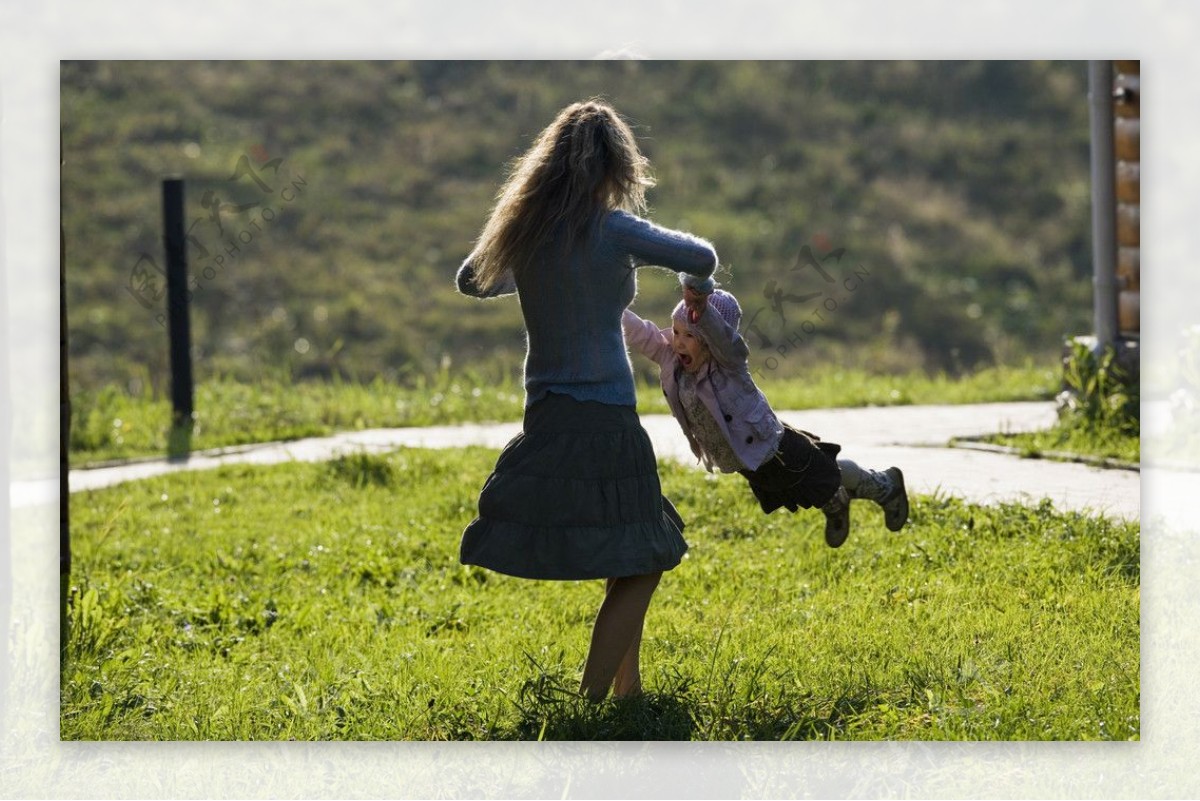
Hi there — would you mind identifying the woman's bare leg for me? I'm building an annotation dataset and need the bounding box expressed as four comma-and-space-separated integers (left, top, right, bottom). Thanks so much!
612, 583, 648, 699
611, 627, 646, 698
579, 572, 661, 701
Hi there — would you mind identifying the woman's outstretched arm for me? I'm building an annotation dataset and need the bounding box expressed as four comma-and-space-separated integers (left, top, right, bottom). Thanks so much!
604, 210, 718, 293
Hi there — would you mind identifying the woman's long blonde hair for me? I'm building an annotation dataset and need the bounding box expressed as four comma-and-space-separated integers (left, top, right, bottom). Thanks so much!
468, 99, 656, 292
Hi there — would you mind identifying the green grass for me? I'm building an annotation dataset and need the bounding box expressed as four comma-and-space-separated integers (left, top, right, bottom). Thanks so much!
61, 447, 1139, 741
750, 361, 1057, 409
66, 366, 526, 467
67, 362, 1058, 467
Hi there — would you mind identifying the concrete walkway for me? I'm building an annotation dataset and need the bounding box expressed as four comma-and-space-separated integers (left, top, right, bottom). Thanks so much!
14, 400, 1143, 523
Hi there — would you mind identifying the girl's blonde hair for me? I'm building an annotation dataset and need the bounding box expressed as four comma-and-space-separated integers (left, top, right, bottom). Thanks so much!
468, 99, 656, 292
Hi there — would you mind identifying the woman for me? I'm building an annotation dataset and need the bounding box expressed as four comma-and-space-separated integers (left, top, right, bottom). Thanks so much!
455, 99, 718, 700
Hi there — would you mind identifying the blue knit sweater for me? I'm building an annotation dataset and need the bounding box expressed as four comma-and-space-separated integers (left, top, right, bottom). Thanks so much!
457, 209, 718, 408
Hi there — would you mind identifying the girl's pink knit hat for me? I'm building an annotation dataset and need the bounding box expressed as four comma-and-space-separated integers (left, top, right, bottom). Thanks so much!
671, 289, 742, 343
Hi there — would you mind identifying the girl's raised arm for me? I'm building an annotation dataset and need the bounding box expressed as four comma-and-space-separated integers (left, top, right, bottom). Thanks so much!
622, 308, 674, 365
693, 301, 750, 368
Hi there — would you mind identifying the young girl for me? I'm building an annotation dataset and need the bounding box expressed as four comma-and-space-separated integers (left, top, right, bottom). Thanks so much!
455, 99, 720, 701
623, 285, 909, 547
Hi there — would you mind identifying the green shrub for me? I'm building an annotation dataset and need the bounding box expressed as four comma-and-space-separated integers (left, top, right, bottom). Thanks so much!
1057, 339, 1138, 436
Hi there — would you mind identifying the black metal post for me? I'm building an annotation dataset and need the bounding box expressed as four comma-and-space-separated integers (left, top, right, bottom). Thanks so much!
1088, 60, 1118, 351
163, 178, 194, 430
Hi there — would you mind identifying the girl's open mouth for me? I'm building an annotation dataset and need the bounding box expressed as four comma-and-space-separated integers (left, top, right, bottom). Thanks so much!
678, 354, 693, 367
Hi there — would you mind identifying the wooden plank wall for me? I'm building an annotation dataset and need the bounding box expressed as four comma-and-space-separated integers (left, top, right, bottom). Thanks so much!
1113, 60, 1139, 337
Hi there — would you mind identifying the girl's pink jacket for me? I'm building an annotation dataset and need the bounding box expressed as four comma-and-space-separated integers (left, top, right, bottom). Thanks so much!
622, 304, 784, 472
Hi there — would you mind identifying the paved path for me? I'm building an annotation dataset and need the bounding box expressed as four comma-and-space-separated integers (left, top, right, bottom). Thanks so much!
14, 400, 1144, 523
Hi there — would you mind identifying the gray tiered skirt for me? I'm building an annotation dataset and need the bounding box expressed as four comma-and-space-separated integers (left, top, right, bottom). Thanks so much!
459, 392, 687, 580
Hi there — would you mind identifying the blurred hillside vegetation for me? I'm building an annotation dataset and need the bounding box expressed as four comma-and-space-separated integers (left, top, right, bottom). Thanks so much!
62, 60, 1093, 395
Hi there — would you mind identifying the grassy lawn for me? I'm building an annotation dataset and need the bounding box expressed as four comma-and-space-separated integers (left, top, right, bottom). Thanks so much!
61, 447, 1139, 741
66, 363, 1059, 467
